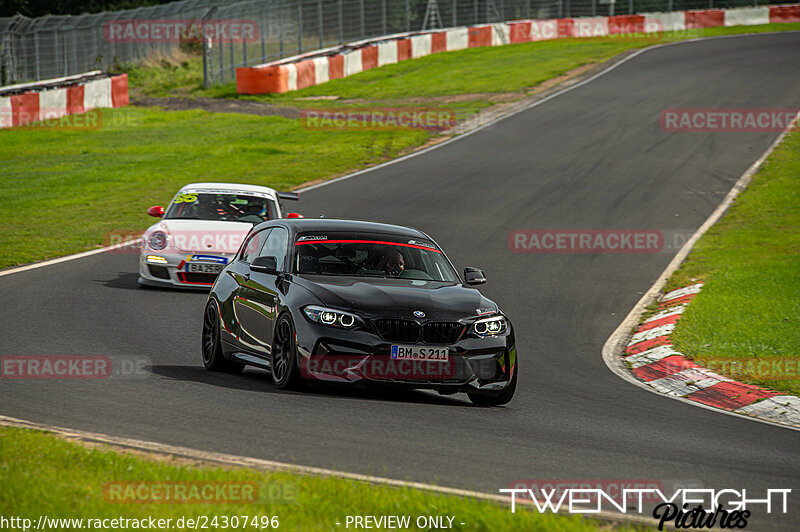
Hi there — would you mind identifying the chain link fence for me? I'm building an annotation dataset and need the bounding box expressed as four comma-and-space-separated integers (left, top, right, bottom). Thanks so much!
1, 0, 793, 87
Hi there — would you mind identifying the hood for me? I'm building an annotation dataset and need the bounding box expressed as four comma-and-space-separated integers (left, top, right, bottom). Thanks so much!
293, 275, 498, 321
156, 219, 253, 254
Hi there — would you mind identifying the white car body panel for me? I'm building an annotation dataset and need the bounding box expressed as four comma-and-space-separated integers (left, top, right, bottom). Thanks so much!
138, 183, 286, 288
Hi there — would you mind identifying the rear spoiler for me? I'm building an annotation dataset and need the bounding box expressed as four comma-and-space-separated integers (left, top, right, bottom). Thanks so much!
277, 191, 299, 201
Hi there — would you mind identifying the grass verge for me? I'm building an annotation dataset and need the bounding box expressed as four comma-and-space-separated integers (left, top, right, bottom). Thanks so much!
0, 426, 640, 531
0, 108, 428, 269
666, 128, 800, 396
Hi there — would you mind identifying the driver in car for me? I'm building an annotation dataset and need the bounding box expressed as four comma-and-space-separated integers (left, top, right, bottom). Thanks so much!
381, 248, 405, 276
241, 199, 267, 221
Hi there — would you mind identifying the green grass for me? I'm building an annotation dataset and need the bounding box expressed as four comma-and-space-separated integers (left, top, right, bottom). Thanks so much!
125, 54, 206, 98
0, 108, 428, 269
127, 23, 800, 106
0, 426, 639, 532
667, 129, 800, 396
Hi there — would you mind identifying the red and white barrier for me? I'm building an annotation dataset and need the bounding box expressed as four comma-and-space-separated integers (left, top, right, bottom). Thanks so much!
0, 73, 129, 129
0, 97, 11, 128
378, 40, 398, 66
446, 27, 469, 50
725, 6, 771, 26
643, 12, 686, 32
770, 4, 800, 22
237, 4, 800, 95
411, 34, 432, 58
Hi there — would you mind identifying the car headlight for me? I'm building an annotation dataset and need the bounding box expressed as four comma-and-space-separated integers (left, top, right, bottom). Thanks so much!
472, 315, 507, 337
148, 231, 168, 251
303, 305, 361, 329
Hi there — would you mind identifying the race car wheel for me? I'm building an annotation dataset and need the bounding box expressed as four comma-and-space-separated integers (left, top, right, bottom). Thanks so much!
202, 299, 244, 374
468, 357, 518, 407
271, 314, 301, 390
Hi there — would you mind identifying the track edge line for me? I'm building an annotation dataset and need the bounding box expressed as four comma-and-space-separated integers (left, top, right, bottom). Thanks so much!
600, 111, 800, 432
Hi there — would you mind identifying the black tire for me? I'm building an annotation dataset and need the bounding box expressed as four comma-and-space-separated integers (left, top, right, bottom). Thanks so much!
271, 314, 302, 390
468, 356, 518, 407
202, 299, 244, 373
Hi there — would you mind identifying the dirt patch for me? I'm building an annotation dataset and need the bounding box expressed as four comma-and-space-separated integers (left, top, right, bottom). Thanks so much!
335, 92, 523, 105
132, 96, 301, 119
523, 63, 596, 95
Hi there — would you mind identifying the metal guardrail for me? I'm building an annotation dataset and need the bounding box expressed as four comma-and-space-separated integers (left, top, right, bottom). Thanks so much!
0, 0, 794, 87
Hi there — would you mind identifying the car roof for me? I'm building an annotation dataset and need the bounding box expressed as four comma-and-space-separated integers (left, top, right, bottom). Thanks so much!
178, 182, 278, 197
268, 218, 429, 239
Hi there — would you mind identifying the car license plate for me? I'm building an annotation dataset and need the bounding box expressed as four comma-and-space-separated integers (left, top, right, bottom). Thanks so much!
188, 263, 223, 274
390, 345, 449, 362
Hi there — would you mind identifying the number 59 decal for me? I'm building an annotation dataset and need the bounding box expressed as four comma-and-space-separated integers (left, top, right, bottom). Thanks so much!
174, 193, 198, 204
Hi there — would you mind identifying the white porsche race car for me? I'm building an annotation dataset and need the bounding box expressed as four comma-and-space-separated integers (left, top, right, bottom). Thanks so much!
138, 182, 300, 289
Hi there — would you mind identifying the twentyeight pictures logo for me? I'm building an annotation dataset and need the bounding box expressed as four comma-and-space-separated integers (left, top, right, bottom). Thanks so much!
500, 487, 792, 530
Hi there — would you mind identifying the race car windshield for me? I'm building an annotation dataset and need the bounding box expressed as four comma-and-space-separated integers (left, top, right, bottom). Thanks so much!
164, 193, 277, 223
294, 237, 459, 282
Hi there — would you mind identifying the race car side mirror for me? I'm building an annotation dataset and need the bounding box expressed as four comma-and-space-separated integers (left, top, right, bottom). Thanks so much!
147, 205, 164, 218
464, 267, 486, 285
251, 256, 278, 275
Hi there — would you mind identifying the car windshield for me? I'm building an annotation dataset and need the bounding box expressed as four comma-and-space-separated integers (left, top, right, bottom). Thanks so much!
164, 192, 277, 223
293, 235, 459, 282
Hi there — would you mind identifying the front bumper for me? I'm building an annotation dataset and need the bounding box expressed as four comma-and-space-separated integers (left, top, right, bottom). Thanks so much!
138, 253, 233, 288
293, 315, 517, 395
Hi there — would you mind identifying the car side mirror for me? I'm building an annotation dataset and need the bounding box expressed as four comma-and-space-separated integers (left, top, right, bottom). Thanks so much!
251, 256, 278, 274
147, 205, 165, 218
464, 267, 486, 285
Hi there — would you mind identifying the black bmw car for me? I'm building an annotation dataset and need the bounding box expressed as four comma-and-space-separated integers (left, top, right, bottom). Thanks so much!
201, 218, 517, 406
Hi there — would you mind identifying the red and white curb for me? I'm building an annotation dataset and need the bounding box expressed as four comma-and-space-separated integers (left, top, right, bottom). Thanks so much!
0, 72, 129, 129
236, 4, 800, 94
624, 283, 800, 426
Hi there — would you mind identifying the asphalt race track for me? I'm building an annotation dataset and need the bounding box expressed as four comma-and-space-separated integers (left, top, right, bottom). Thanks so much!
2, 32, 799, 529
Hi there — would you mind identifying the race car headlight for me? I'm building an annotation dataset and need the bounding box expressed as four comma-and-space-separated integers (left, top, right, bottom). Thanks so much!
303, 305, 360, 329
472, 316, 507, 337
148, 231, 168, 251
